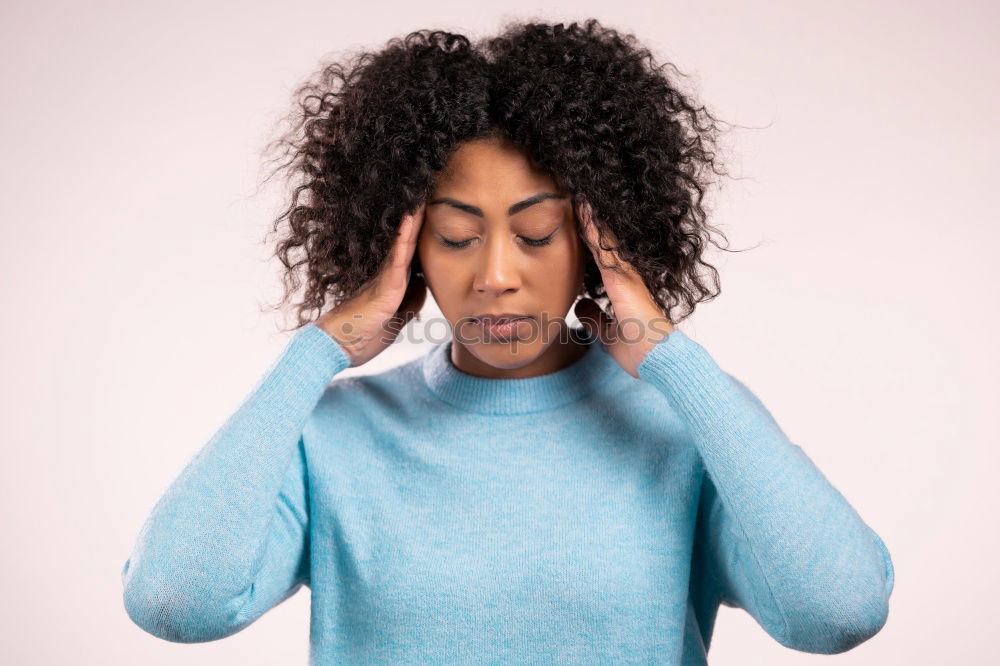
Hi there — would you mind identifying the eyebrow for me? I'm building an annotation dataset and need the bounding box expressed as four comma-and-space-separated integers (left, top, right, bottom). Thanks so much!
427, 192, 566, 217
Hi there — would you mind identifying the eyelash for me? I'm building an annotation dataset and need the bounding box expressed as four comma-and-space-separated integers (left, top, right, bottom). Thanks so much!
440, 233, 555, 249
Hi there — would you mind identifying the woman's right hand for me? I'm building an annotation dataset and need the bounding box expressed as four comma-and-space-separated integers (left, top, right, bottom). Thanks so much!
316, 204, 427, 367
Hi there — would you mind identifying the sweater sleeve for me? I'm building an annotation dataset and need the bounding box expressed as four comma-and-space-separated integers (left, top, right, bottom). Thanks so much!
637, 329, 894, 655
121, 323, 351, 643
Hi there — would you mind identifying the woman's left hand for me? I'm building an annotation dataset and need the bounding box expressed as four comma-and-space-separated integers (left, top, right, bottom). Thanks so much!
573, 201, 675, 378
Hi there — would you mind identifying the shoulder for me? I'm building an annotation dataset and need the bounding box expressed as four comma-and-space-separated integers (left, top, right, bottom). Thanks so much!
299, 355, 430, 460
586, 361, 692, 442
313, 353, 428, 419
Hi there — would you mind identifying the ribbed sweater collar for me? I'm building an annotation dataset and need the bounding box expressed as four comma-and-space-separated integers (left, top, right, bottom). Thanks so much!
421, 327, 621, 415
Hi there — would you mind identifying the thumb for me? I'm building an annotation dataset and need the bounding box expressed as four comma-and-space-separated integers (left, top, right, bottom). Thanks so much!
379, 273, 427, 343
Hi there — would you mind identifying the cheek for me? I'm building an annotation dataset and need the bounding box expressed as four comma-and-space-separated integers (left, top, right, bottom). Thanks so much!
540, 239, 584, 284
417, 246, 464, 308
420, 245, 453, 276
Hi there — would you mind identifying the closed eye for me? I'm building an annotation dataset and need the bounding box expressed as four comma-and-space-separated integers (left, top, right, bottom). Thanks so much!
439, 232, 556, 249
522, 233, 556, 247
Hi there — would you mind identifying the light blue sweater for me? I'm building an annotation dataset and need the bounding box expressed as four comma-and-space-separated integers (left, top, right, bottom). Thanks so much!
121, 323, 893, 664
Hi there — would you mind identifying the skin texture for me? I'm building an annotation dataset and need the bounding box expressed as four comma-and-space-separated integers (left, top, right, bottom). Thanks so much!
417, 136, 590, 379
315, 134, 676, 380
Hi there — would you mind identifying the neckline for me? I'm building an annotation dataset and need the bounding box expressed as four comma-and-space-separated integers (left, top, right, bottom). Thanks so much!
421, 327, 623, 415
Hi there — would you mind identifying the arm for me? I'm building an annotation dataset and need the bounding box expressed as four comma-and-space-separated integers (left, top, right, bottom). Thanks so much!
639, 329, 894, 654
121, 323, 350, 642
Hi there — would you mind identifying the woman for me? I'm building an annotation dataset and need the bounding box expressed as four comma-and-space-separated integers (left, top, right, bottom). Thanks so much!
121, 20, 893, 664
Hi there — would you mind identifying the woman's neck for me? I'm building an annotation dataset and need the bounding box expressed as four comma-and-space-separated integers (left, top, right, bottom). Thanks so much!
449, 321, 590, 379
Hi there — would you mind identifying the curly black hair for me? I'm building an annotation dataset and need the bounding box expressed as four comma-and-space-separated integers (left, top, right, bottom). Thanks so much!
258, 18, 740, 332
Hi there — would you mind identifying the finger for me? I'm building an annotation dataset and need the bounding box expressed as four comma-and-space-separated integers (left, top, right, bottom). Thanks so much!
576, 203, 644, 314
395, 272, 427, 320
377, 273, 427, 344
378, 203, 427, 297
390, 204, 425, 271
576, 201, 636, 278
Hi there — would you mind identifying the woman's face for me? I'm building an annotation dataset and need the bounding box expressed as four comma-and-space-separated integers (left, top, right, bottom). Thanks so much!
417, 137, 587, 377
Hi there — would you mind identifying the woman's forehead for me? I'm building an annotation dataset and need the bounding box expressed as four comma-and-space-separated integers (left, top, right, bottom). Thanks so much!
434, 139, 557, 192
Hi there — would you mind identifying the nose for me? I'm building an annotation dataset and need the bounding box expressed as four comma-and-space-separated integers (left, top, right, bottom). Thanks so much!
473, 234, 521, 296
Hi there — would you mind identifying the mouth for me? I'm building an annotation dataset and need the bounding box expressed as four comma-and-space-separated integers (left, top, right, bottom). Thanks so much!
474, 314, 532, 326
473, 314, 533, 342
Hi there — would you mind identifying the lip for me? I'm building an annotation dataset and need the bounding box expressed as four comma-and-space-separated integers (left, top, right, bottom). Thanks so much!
477, 317, 532, 342
473, 312, 533, 325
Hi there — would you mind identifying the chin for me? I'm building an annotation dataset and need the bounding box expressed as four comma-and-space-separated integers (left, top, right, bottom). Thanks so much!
468, 338, 546, 368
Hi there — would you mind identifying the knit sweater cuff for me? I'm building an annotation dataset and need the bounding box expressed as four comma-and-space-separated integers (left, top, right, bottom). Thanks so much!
636, 328, 754, 438
251, 323, 352, 404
